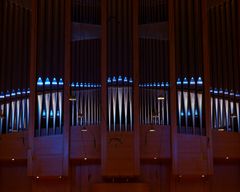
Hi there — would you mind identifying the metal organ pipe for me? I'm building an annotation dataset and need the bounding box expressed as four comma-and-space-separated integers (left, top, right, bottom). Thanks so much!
236, 102, 240, 132
225, 100, 229, 131
45, 93, 51, 135
16, 100, 20, 131
124, 87, 128, 130
37, 94, 43, 136
183, 91, 188, 132
219, 99, 223, 128
52, 92, 57, 133
190, 92, 196, 132
197, 92, 203, 134
177, 91, 182, 130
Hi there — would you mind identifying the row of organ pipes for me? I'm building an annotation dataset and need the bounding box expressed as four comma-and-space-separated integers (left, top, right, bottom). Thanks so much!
107, 76, 133, 132
0, 89, 30, 134
70, 82, 101, 126
210, 89, 240, 132
37, 77, 63, 136
139, 82, 169, 125
177, 77, 204, 135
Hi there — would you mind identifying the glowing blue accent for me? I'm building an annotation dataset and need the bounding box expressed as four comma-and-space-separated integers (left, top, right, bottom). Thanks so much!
112, 76, 117, 83
84, 83, 87, 87
153, 82, 156, 87
177, 78, 181, 85
219, 88, 223, 94
71, 82, 75, 87
230, 90, 235, 96
22, 89, 26, 94
59, 78, 64, 85
17, 89, 21, 95
45, 78, 51, 86
165, 82, 169, 87
190, 77, 195, 85
57, 111, 60, 117
50, 110, 53, 117
210, 89, 213, 93
214, 88, 218, 94
129, 78, 133, 83
183, 77, 188, 85
224, 89, 229, 95
52, 78, 57, 85
187, 111, 191, 116
157, 82, 161, 87
118, 76, 122, 82
124, 77, 128, 83
5, 91, 10, 97
161, 82, 165, 87
27, 88, 30, 94
88, 83, 91, 88
181, 112, 184, 117
0, 92, 5, 99
197, 77, 203, 85
146, 83, 150, 87
76, 82, 79, 87
37, 77, 43, 86
107, 77, 111, 83
149, 83, 153, 87
42, 110, 46, 117
235, 93, 240, 97
80, 83, 83, 87
195, 110, 198, 116
11, 90, 16, 96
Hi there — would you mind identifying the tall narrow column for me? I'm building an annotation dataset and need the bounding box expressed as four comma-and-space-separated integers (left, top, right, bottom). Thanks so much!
63, 0, 71, 176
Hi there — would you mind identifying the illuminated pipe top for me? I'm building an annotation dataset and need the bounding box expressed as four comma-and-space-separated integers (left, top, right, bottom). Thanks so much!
71, 82, 101, 88
197, 77, 203, 85
176, 77, 203, 86
11, 90, 16, 96
52, 78, 58, 85
45, 78, 51, 86
139, 81, 169, 88
107, 76, 133, 85
0, 92, 5, 99
190, 77, 195, 85
183, 77, 188, 85
219, 88, 223, 94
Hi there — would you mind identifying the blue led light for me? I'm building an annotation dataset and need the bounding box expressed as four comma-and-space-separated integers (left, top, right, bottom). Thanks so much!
80, 83, 83, 87
27, 88, 30, 94
219, 88, 223, 94
59, 78, 64, 85
177, 78, 181, 85
124, 77, 128, 83
161, 82, 165, 87
71, 82, 75, 87
17, 89, 21, 95
57, 110, 60, 117
181, 112, 184, 117
187, 111, 191, 116
112, 76, 117, 83
45, 78, 51, 86
76, 82, 79, 87
42, 110, 46, 117
157, 82, 161, 87
37, 77, 43, 86
165, 82, 169, 87
0, 92, 5, 99
230, 90, 235, 96
22, 89, 26, 94
107, 77, 111, 83
118, 76, 122, 82
129, 78, 133, 83
195, 110, 198, 116
52, 78, 57, 85
210, 89, 213, 93
146, 83, 150, 87
84, 83, 87, 87
5, 91, 10, 97
149, 83, 153, 87
197, 77, 203, 85
11, 90, 16, 96
235, 93, 240, 97
183, 77, 188, 85
153, 82, 156, 87
190, 77, 195, 85
50, 110, 53, 117
224, 89, 229, 95
214, 88, 218, 94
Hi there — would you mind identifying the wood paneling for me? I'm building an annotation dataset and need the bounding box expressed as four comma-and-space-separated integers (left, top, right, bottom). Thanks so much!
140, 125, 171, 160
0, 132, 27, 160
212, 130, 240, 160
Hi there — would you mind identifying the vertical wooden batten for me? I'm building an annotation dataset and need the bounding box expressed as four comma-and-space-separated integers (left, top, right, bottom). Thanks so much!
132, 0, 140, 175
63, 0, 71, 176
101, 0, 107, 174
202, 0, 213, 175
28, 0, 37, 176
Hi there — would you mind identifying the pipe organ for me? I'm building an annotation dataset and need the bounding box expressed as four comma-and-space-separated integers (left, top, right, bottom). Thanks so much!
209, 0, 240, 133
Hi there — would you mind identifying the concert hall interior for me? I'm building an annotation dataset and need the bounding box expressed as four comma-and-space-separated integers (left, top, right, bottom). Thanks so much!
0, 0, 240, 191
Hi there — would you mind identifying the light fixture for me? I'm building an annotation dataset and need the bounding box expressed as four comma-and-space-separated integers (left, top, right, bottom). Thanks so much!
178, 175, 182, 178
84, 157, 87, 161
157, 96, 165, 101
11, 158, 15, 161
154, 157, 157, 160
78, 112, 84, 119
149, 128, 156, 132
81, 127, 88, 132
36, 176, 40, 179
225, 156, 229, 160
69, 95, 76, 101
58, 176, 62, 179
201, 174, 205, 178
218, 128, 225, 132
